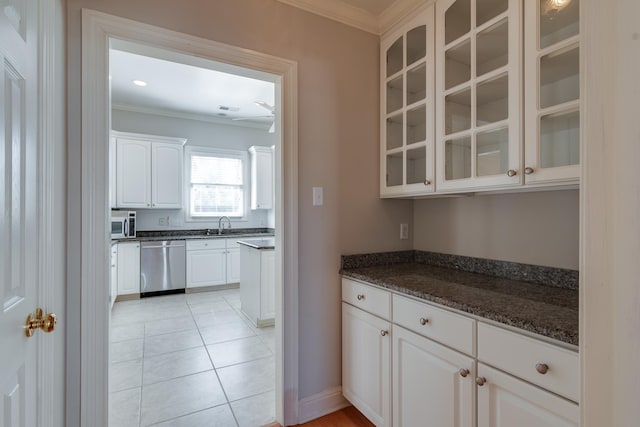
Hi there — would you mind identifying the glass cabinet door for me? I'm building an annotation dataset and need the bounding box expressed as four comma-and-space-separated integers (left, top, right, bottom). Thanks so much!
524, 0, 580, 184
381, 6, 435, 197
436, 0, 521, 191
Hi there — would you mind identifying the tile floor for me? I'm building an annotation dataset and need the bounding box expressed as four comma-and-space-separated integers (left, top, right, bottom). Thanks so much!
109, 288, 276, 427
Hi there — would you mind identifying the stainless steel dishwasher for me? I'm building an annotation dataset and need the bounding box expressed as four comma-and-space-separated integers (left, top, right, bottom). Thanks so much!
140, 240, 186, 297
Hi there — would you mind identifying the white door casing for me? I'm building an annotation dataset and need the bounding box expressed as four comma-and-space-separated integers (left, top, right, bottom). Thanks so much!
81, 9, 299, 426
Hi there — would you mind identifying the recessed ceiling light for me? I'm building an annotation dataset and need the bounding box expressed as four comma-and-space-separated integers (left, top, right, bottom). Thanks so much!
132, 80, 147, 87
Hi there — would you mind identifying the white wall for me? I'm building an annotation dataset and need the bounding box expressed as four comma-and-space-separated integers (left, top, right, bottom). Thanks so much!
111, 108, 275, 230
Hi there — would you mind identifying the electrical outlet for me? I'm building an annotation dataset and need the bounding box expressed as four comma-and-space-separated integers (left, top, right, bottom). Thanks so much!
400, 223, 409, 240
158, 217, 166, 226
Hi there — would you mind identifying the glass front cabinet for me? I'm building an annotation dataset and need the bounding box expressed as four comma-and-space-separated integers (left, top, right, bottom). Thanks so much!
380, 5, 435, 197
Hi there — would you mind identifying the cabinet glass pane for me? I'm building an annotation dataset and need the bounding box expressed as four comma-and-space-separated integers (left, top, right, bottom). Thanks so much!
477, 127, 509, 176
445, 136, 471, 180
386, 152, 403, 186
477, 0, 508, 27
540, 109, 580, 168
387, 37, 403, 77
445, 39, 471, 89
540, 45, 579, 108
476, 19, 508, 77
407, 26, 427, 65
540, 0, 579, 49
386, 114, 403, 150
406, 146, 427, 184
445, 0, 470, 44
387, 75, 403, 113
477, 74, 508, 126
407, 105, 426, 144
407, 63, 426, 105
445, 88, 471, 134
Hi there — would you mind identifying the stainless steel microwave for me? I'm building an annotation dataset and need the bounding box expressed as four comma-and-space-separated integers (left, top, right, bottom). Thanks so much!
111, 210, 136, 239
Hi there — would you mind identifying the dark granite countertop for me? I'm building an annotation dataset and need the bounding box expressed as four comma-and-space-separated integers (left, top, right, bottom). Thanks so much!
237, 238, 275, 250
113, 228, 274, 242
341, 254, 578, 347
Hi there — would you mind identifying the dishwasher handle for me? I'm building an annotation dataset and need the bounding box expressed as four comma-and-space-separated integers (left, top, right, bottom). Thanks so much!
141, 243, 186, 249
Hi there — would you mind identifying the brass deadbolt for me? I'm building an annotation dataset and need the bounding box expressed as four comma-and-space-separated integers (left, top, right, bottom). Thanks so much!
24, 308, 57, 337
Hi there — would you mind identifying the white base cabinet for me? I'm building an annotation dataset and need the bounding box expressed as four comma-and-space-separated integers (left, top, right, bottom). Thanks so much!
116, 242, 140, 296
186, 238, 239, 288
239, 245, 275, 327
110, 244, 118, 308
342, 302, 391, 427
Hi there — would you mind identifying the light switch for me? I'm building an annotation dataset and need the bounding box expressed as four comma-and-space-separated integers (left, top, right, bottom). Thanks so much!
313, 187, 323, 206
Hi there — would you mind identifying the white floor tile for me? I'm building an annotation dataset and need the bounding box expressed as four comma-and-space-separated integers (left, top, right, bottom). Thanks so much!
111, 323, 145, 342
144, 315, 196, 337
230, 390, 276, 427
207, 336, 271, 368
144, 329, 203, 358
193, 310, 246, 329
110, 387, 141, 427
199, 322, 256, 345
217, 356, 275, 402
111, 338, 144, 364
111, 359, 143, 392
148, 404, 237, 427
140, 371, 227, 426
143, 347, 213, 385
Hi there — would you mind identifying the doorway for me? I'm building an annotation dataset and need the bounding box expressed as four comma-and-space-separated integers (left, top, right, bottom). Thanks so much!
80, 10, 299, 426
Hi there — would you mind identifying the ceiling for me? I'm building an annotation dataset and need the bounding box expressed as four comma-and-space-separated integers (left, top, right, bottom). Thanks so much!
109, 48, 276, 130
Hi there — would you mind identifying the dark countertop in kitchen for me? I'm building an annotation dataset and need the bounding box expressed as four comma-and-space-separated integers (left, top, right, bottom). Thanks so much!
113, 228, 274, 243
237, 238, 275, 250
341, 262, 578, 347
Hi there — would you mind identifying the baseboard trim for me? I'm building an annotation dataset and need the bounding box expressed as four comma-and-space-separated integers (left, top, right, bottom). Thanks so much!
297, 387, 350, 424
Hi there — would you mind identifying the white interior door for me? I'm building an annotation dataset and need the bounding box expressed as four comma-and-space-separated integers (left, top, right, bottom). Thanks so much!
0, 1, 40, 426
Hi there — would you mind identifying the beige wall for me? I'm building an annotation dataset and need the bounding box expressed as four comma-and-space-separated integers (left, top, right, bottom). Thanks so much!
414, 190, 579, 270
66, 0, 413, 404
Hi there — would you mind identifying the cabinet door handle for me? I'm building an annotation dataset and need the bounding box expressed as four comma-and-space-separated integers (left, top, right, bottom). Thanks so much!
524, 167, 534, 175
419, 317, 429, 325
507, 169, 517, 177
423, 179, 431, 186
356, 294, 365, 301
380, 330, 389, 337
476, 377, 486, 386
459, 368, 470, 378
535, 363, 549, 374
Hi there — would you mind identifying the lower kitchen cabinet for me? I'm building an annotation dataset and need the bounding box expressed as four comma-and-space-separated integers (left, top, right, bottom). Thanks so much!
477, 363, 579, 427
393, 325, 474, 427
239, 245, 275, 326
110, 244, 118, 308
226, 242, 241, 284
186, 239, 227, 288
342, 302, 391, 427
116, 241, 140, 296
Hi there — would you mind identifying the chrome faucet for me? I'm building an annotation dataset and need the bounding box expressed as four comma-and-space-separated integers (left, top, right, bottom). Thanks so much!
218, 216, 231, 235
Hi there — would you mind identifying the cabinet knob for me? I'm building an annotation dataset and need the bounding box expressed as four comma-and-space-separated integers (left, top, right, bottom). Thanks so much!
535, 363, 549, 374
475, 377, 487, 386
459, 368, 470, 378
423, 179, 431, 186
507, 169, 517, 177
419, 317, 429, 325
524, 167, 534, 175
380, 330, 389, 337
356, 294, 365, 301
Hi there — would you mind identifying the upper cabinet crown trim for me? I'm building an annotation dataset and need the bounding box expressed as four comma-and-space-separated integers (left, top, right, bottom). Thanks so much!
111, 130, 187, 146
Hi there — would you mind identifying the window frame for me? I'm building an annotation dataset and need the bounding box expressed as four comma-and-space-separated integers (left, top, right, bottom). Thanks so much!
184, 146, 249, 222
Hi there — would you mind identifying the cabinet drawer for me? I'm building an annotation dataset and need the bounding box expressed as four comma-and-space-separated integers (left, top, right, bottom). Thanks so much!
477, 323, 579, 402
342, 278, 391, 320
393, 294, 475, 355
186, 239, 226, 251
225, 238, 241, 249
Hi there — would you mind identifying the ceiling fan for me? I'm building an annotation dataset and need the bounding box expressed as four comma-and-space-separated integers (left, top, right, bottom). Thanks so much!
232, 101, 275, 133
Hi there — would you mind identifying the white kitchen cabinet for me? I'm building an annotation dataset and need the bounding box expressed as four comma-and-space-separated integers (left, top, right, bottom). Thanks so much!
226, 239, 241, 284
380, 4, 436, 197
523, 0, 580, 185
116, 241, 140, 296
477, 363, 579, 427
113, 132, 185, 209
435, 0, 522, 192
393, 325, 474, 427
109, 137, 117, 209
110, 244, 118, 308
342, 302, 391, 427
186, 239, 227, 288
249, 146, 274, 210
239, 244, 275, 326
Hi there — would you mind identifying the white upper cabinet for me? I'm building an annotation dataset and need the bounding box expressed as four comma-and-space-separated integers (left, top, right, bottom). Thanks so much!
523, 0, 580, 184
249, 146, 274, 210
113, 132, 186, 209
435, 0, 522, 192
380, 5, 436, 197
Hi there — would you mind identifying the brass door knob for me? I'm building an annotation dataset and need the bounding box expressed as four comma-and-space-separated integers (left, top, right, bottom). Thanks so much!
24, 308, 57, 337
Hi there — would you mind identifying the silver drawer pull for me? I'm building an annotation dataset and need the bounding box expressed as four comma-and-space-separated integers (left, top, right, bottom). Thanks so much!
476, 377, 486, 386
356, 294, 365, 301
419, 317, 429, 325
459, 368, 470, 378
536, 363, 549, 375
380, 330, 388, 337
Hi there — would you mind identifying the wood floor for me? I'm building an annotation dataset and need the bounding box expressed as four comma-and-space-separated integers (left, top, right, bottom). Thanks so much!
296, 406, 374, 427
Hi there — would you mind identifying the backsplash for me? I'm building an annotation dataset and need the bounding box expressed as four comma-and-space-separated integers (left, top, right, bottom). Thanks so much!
136, 228, 274, 238
341, 250, 578, 290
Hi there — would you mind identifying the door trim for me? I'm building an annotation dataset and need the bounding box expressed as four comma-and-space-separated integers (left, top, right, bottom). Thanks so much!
80, 9, 299, 426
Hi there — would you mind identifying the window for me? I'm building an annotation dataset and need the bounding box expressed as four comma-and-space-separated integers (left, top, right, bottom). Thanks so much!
187, 148, 246, 218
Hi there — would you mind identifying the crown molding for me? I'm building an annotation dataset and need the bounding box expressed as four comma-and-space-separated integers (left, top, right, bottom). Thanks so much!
111, 103, 271, 131
276, 0, 379, 34
379, 0, 433, 35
